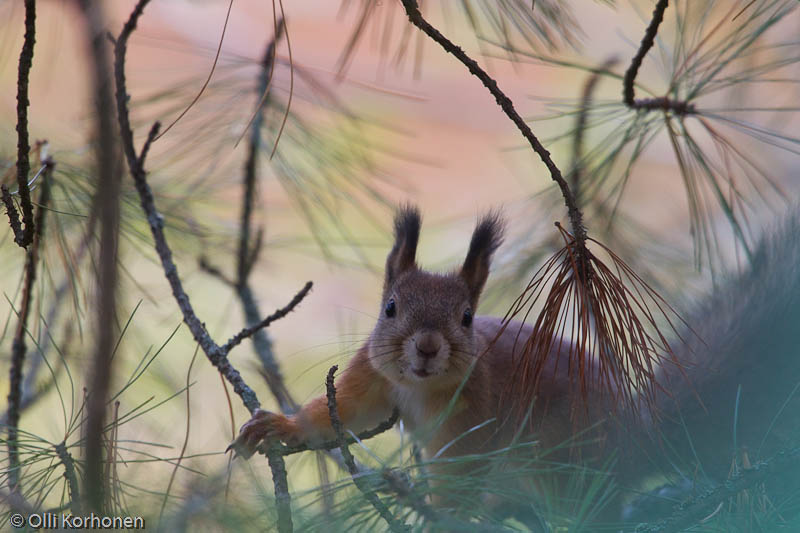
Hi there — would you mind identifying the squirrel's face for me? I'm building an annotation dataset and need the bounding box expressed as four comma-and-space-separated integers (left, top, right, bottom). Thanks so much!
367, 206, 504, 390
370, 270, 478, 388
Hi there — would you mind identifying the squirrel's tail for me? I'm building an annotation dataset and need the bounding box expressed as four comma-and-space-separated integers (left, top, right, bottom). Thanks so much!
654, 209, 800, 484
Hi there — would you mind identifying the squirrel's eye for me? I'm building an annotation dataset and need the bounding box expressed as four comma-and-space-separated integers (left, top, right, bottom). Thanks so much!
462, 308, 473, 328
385, 298, 396, 318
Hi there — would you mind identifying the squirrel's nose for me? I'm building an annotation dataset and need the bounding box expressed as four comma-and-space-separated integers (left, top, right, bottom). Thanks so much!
416, 333, 442, 359
418, 347, 438, 359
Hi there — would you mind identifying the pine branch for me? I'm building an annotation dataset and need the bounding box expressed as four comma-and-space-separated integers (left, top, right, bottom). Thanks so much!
399, 0, 587, 254
279, 408, 400, 456
110, 3, 313, 525
113, 0, 261, 413
55, 441, 82, 516
5, 159, 52, 493
623, 0, 668, 107
326, 366, 408, 533
75, 0, 121, 512
622, 0, 694, 115
222, 282, 313, 354
3, 0, 37, 248
266, 441, 293, 533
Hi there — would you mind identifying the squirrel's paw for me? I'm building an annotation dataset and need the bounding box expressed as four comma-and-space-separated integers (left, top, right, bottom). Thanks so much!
227, 409, 299, 459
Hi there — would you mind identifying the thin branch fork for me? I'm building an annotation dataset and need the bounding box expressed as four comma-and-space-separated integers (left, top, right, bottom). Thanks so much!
112, 1, 309, 526
222, 282, 312, 353
225, 20, 300, 416
5, 159, 52, 493
326, 366, 408, 533
270, 408, 400, 457
622, 0, 695, 116
112, 0, 307, 415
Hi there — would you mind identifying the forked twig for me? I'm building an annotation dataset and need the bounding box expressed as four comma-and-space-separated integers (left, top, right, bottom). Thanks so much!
326, 366, 408, 533
115, 0, 280, 414
222, 282, 313, 353
3, 0, 37, 247
111, 1, 310, 526
5, 159, 52, 493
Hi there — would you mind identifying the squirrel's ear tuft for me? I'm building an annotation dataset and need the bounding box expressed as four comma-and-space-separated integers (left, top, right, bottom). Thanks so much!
385, 205, 421, 286
460, 210, 505, 306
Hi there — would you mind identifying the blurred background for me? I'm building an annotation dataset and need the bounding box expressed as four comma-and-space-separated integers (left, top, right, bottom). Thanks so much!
1, 0, 798, 528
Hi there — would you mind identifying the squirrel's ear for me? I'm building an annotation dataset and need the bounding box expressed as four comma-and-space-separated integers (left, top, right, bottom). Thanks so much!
460, 211, 505, 306
385, 205, 421, 286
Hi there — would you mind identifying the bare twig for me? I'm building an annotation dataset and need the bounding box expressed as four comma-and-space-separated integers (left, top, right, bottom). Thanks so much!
240, 284, 299, 413
113, 0, 261, 413
137, 121, 160, 167
238, 18, 284, 285
111, 2, 313, 525
623, 0, 668, 107
5, 159, 52, 493
222, 282, 312, 354
3, 0, 37, 247
279, 408, 400, 457
630, 96, 695, 115
75, 0, 122, 512
621, 0, 693, 116
326, 365, 408, 533
266, 441, 293, 533
399, 0, 587, 256
226, 21, 302, 415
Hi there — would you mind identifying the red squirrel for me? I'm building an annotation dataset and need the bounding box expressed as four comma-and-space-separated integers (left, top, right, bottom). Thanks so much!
231, 205, 800, 521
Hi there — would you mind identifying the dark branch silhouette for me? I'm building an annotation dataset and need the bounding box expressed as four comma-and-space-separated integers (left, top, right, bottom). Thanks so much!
2, 0, 37, 247
399, 0, 586, 253
623, 0, 668, 107
621, 0, 694, 115
5, 159, 52, 493
110, 1, 314, 523
76, 0, 122, 512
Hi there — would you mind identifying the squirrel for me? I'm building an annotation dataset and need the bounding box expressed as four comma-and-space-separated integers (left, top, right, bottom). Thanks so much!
231, 205, 800, 524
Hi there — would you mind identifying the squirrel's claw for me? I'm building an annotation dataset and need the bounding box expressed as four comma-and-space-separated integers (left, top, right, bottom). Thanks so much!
228, 408, 300, 459
228, 408, 279, 460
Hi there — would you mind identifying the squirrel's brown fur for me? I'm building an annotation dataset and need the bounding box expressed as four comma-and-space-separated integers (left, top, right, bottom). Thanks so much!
232, 205, 800, 521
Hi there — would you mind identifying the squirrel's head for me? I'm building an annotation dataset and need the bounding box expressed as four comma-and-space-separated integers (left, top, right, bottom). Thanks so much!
368, 205, 505, 389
